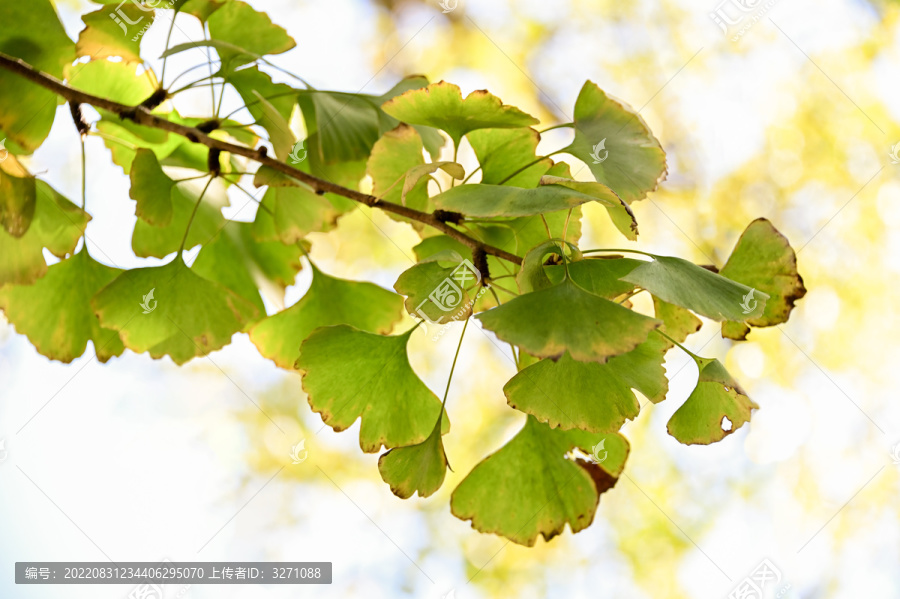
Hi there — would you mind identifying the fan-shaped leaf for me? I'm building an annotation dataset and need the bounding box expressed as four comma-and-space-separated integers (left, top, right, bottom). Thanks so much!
563, 81, 666, 204
0, 250, 124, 363
467, 127, 553, 187
378, 417, 448, 499
394, 251, 481, 324
77, 4, 149, 63
207, 0, 295, 70
92, 256, 260, 364
0, 158, 36, 237
296, 325, 448, 453
667, 358, 758, 445
381, 81, 538, 147
451, 416, 628, 546
719, 218, 807, 340
432, 182, 615, 218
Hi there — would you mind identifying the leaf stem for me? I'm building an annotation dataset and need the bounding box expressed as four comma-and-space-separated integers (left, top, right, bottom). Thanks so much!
179, 175, 214, 254
581, 248, 655, 258
537, 123, 573, 134
159, 12, 179, 86
495, 149, 564, 185
654, 329, 703, 364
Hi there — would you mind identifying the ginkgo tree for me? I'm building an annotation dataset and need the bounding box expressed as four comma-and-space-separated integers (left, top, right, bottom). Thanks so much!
0, 0, 806, 547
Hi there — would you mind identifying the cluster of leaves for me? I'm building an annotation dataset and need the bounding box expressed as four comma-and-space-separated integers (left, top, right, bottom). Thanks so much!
0, 0, 806, 546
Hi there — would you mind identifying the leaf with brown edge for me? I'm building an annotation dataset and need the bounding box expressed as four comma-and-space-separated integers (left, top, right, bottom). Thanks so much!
719, 218, 807, 340
667, 358, 758, 445
0, 249, 124, 363
450, 416, 628, 546
296, 325, 448, 453
378, 416, 448, 499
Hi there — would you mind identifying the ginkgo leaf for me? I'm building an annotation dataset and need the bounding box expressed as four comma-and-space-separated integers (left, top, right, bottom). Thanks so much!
129, 149, 176, 226
432, 183, 608, 218
563, 81, 667, 204
719, 218, 807, 340
451, 416, 628, 546
0, 158, 36, 237
0, 0, 75, 153
366, 124, 434, 225
381, 81, 539, 147
92, 256, 260, 365
515, 240, 580, 294
225, 66, 296, 146
394, 251, 481, 324
178, 0, 228, 22
378, 417, 448, 499
77, 4, 149, 63
667, 357, 758, 445
0, 249, 125, 363
622, 255, 769, 321
0, 181, 90, 286
504, 352, 640, 432
66, 58, 158, 106
467, 127, 553, 187
296, 325, 448, 453
250, 263, 403, 369
252, 91, 296, 161
476, 277, 660, 362
207, 0, 296, 71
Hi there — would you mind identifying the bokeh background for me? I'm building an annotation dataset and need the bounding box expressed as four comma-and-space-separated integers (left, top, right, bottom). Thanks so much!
2, 0, 900, 597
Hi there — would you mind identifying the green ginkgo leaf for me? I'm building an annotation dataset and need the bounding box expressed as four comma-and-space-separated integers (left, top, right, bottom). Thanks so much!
0, 0, 74, 153
296, 325, 448, 453
719, 218, 807, 340
402, 161, 464, 205
622, 255, 769, 322
515, 240, 581, 294
451, 416, 628, 546
476, 277, 660, 362
0, 181, 90, 286
394, 251, 481, 324
381, 81, 539, 147
207, 0, 295, 71
378, 416, 448, 499
563, 81, 667, 204
504, 352, 640, 432
467, 127, 553, 187
0, 159, 36, 237
250, 263, 403, 370
252, 184, 340, 245
432, 182, 612, 218
192, 226, 266, 316
129, 149, 176, 227
667, 357, 758, 445
92, 256, 260, 365
0, 249, 124, 363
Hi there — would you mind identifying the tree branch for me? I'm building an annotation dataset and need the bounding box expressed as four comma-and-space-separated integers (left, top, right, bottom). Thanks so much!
0, 52, 524, 266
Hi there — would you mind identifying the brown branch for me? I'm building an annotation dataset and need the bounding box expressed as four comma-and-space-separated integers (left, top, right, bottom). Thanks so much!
0, 52, 524, 265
